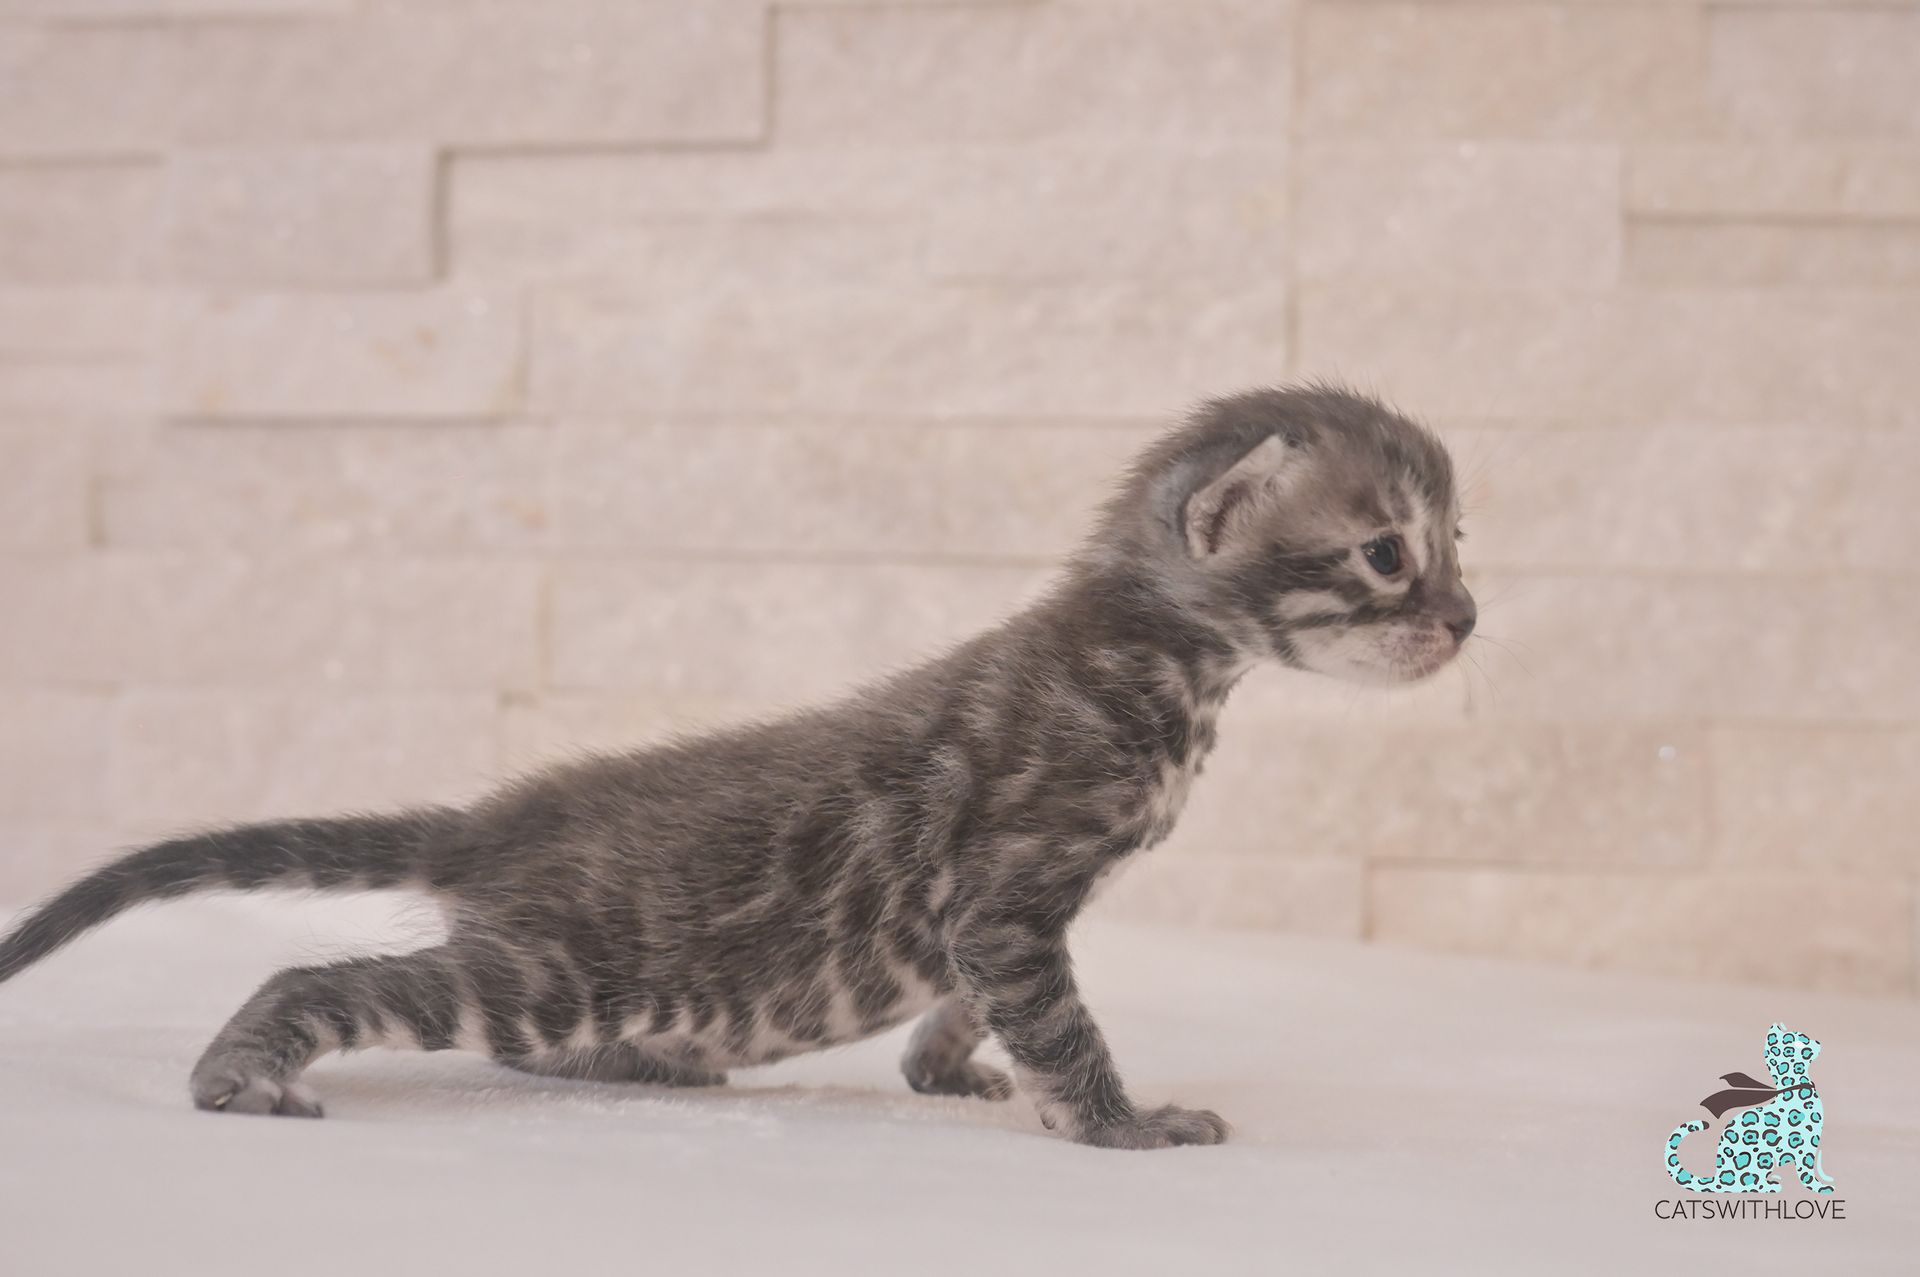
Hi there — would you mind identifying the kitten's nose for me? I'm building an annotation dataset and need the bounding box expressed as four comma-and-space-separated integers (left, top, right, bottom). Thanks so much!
1442, 592, 1477, 643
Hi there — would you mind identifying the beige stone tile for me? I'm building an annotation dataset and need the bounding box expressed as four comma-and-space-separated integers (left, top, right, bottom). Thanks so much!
452, 143, 1291, 285
919, 143, 1291, 281
456, 210, 928, 291
531, 279, 1287, 419
546, 562, 1051, 701
1304, 0, 1920, 4
97, 420, 1152, 560
0, 690, 110, 820
1461, 574, 1920, 724
1711, 728, 1920, 877
0, 288, 155, 358
97, 422, 552, 553
1627, 145, 1920, 219
453, 142, 1227, 229
1370, 866, 1913, 993
498, 693, 767, 775
0, 1, 764, 156
449, 161, 785, 290
158, 289, 521, 419
107, 689, 498, 831
1300, 5, 1712, 140
540, 421, 1150, 559
161, 145, 436, 289
0, 821, 127, 904
0, 290, 155, 414
0, 0, 345, 15
775, 1, 1290, 145
0, 553, 541, 690
1626, 220, 1920, 288
767, 0, 1033, 5
0, 426, 89, 552
1710, 11, 1920, 140
1295, 143, 1621, 284
0, 26, 160, 157
0, 362, 150, 416
448, 149, 901, 233
0, 163, 157, 285
1448, 429, 1920, 573
1295, 286, 1920, 424
1169, 723, 1708, 867
1092, 850, 1363, 939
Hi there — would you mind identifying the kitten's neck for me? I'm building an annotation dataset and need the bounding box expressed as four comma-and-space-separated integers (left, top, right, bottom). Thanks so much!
1044, 559, 1253, 717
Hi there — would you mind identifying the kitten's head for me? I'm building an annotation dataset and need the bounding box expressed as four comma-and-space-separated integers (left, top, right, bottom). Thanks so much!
1117, 384, 1473, 685
1764, 1024, 1821, 1084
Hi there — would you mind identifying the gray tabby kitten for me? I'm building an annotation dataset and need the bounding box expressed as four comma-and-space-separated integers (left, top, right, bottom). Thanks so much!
0, 384, 1473, 1150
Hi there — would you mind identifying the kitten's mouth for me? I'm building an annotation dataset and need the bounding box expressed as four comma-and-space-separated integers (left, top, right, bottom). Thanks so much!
1392, 634, 1465, 683
1397, 651, 1458, 682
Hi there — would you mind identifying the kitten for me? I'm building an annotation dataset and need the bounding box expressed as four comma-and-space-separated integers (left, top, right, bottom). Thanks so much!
0, 383, 1473, 1150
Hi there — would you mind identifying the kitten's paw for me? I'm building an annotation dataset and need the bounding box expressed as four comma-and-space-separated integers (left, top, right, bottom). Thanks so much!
906, 1060, 1015, 1101
192, 1068, 324, 1118
1077, 1104, 1230, 1150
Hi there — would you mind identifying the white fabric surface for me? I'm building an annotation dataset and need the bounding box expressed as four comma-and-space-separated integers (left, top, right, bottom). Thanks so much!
0, 894, 1913, 1274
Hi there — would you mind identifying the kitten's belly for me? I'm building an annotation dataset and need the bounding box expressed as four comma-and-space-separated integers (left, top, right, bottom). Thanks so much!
631, 950, 945, 1069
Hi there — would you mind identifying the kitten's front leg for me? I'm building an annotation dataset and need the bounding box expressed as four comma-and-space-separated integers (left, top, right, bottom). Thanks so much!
949, 913, 1228, 1150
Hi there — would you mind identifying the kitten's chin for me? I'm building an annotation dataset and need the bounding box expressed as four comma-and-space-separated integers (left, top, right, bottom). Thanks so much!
1330, 657, 1452, 687
1379, 639, 1466, 685
1389, 651, 1461, 684
1286, 626, 1460, 686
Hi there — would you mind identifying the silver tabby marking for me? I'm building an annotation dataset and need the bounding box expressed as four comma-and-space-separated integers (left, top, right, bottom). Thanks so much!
0, 384, 1473, 1149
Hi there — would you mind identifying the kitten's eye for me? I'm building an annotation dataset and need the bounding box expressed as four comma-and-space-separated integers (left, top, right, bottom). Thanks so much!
1361, 535, 1403, 576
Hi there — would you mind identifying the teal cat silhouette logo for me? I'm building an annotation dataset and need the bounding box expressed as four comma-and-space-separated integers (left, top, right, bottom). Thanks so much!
1664, 1023, 1835, 1194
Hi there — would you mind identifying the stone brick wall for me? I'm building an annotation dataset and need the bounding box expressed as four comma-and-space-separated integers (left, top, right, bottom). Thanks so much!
2, 0, 1914, 994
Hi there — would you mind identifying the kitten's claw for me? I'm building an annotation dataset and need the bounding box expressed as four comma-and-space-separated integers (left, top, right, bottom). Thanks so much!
193, 1070, 324, 1118
905, 1060, 1014, 1101
1077, 1104, 1230, 1150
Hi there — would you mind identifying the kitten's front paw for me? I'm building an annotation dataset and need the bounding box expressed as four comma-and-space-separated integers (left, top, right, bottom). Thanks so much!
192, 1073, 324, 1118
1077, 1104, 1230, 1150
905, 1060, 1015, 1101
191, 1059, 324, 1118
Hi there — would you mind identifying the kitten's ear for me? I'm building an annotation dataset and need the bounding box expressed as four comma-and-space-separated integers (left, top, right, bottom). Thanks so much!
1183, 435, 1298, 558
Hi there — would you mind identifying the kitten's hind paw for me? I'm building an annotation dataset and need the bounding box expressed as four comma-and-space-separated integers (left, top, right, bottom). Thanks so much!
906, 1060, 1015, 1101
192, 1068, 324, 1118
1077, 1104, 1230, 1150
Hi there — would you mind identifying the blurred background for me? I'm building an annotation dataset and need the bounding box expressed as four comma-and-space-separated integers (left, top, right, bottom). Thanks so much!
0, 0, 1913, 996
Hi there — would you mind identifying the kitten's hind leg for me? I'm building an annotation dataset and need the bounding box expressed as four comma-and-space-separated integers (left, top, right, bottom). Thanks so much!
190, 945, 472, 1117
500, 1043, 725, 1088
902, 996, 1013, 1100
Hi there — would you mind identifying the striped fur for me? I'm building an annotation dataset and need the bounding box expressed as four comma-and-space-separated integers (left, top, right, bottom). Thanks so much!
0, 383, 1472, 1148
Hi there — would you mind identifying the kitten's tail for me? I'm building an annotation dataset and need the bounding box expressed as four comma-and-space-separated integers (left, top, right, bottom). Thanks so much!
0, 808, 459, 985
1664, 1118, 1719, 1192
